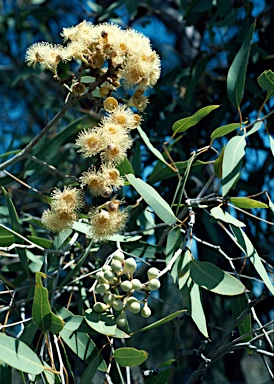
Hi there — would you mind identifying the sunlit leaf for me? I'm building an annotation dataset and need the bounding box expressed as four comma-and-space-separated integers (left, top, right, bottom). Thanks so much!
126, 174, 177, 225
181, 277, 209, 338
172, 105, 220, 134
257, 70, 274, 91
178, 249, 192, 289
166, 227, 182, 283
222, 136, 246, 197
211, 123, 241, 140
230, 197, 268, 209
0, 333, 45, 375
211, 206, 245, 227
113, 347, 148, 367
269, 135, 274, 157
85, 309, 130, 338
230, 226, 274, 295
190, 260, 246, 295
227, 23, 255, 107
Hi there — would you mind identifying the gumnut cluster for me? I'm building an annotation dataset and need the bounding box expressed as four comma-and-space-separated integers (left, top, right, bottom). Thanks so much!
26, 21, 161, 241
93, 251, 161, 327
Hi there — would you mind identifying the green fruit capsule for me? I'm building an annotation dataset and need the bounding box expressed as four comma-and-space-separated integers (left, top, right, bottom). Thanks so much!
95, 283, 110, 294
95, 271, 108, 283
131, 279, 143, 290
93, 302, 108, 313
116, 312, 127, 328
120, 280, 133, 292
112, 299, 124, 311
147, 267, 159, 280
141, 306, 151, 318
113, 250, 125, 262
123, 258, 137, 273
128, 301, 141, 314
147, 278, 161, 291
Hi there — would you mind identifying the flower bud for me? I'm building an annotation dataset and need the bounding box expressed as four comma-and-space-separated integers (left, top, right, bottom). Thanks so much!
113, 250, 124, 262
147, 267, 159, 280
101, 187, 113, 198
103, 269, 116, 283
103, 292, 114, 304
141, 305, 151, 318
131, 279, 143, 290
72, 82, 86, 96
123, 258, 137, 274
95, 283, 110, 294
93, 302, 109, 313
116, 311, 127, 328
126, 296, 138, 306
128, 301, 141, 314
147, 278, 161, 291
112, 299, 124, 311
110, 259, 123, 275
120, 280, 133, 292
95, 271, 108, 283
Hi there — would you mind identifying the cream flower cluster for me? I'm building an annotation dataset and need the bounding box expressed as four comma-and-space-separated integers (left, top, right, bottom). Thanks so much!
27, 21, 161, 241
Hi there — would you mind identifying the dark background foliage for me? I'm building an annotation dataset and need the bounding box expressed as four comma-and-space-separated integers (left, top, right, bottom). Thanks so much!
0, 1, 273, 383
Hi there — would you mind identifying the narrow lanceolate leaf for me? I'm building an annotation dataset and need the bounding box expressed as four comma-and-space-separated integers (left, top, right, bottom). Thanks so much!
214, 145, 225, 178
172, 105, 220, 134
230, 294, 252, 355
137, 126, 167, 164
2, 187, 28, 273
230, 226, 274, 295
257, 70, 274, 91
178, 249, 192, 289
227, 22, 256, 107
135, 310, 187, 334
269, 135, 274, 157
32, 272, 65, 334
211, 123, 241, 140
0, 333, 45, 375
117, 157, 134, 176
181, 277, 208, 338
222, 136, 246, 197
211, 206, 245, 227
79, 355, 101, 384
190, 260, 246, 295
126, 174, 177, 225
113, 347, 148, 367
230, 197, 268, 209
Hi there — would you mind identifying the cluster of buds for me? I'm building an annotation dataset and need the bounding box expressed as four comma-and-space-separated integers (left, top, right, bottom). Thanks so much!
26, 21, 161, 240
93, 251, 161, 326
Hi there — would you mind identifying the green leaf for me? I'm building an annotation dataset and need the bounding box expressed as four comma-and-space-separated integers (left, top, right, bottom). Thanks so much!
269, 135, 274, 157
211, 123, 241, 140
211, 206, 245, 227
257, 70, 274, 91
2, 187, 29, 273
230, 294, 252, 355
32, 272, 65, 334
126, 174, 177, 225
190, 260, 246, 295
213, 145, 225, 179
0, 333, 45, 375
113, 347, 148, 367
181, 278, 208, 338
85, 309, 130, 338
80, 76, 95, 83
117, 157, 134, 175
79, 355, 101, 383
178, 249, 192, 289
137, 126, 167, 164
172, 105, 220, 134
222, 136, 246, 197
123, 241, 164, 259
135, 310, 186, 334
244, 121, 262, 137
230, 226, 274, 295
266, 90, 274, 101
59, 317, 107, 371
148, 160, 205, 185
230, 197, 268, 209
27, 236, 53, 248
227, 22, 256, 107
